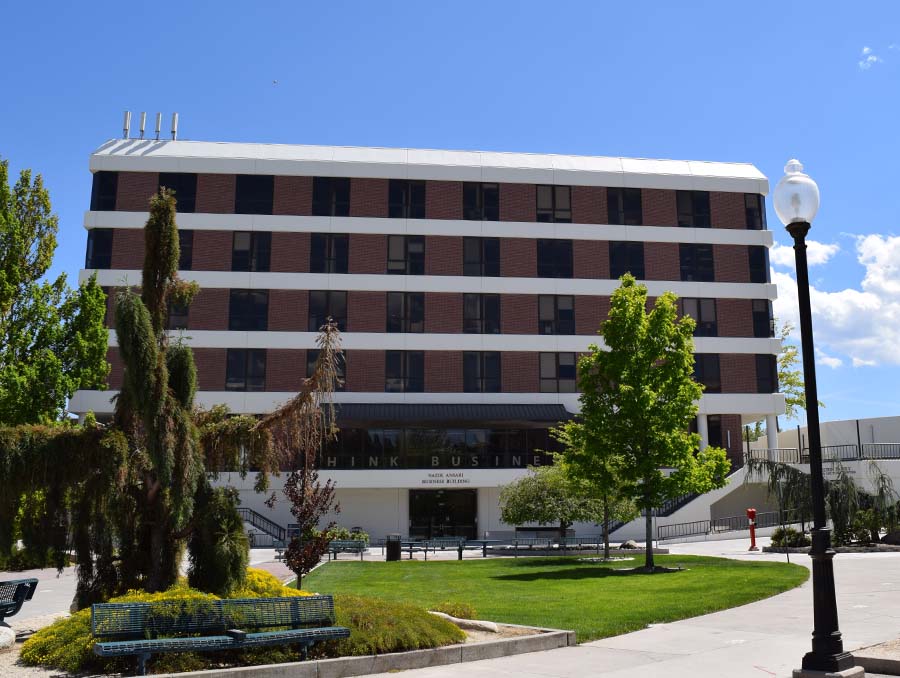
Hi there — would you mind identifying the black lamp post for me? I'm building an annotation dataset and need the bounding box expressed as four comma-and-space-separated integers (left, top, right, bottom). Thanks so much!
773, 160, 860, 677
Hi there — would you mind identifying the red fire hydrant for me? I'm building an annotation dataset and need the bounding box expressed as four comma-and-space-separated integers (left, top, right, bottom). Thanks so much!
747, 507, 759, 551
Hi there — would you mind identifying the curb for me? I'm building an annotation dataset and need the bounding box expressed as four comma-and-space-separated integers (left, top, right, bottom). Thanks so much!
153, 626, 574, 678
763, 545, 900, 554
854, 654, 900, 676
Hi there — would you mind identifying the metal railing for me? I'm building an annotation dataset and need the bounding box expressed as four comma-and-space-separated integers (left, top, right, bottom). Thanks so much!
236, 508, 286, 542
657, 508, 804, 541
745, 443, 900, 466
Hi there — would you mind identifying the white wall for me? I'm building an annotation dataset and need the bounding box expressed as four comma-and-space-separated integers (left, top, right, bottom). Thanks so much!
752, 415, 900, 450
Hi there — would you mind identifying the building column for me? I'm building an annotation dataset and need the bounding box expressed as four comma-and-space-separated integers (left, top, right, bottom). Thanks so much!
766, 414, 779, 450
697, 414, 709, 451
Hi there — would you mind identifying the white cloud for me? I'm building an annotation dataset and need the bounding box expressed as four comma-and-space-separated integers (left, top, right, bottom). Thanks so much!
772, 235, 900, 367
859, 46, 884, 70
816, 348, 843, 369
769, 240, 840, 270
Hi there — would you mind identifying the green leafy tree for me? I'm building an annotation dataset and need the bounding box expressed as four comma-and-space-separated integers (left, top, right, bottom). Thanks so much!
0, 158, 108, 424
563, 275, 730, 571
776, 320, 824, 422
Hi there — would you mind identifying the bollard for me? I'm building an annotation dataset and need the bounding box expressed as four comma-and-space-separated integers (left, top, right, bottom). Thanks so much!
458, 544, 463, 560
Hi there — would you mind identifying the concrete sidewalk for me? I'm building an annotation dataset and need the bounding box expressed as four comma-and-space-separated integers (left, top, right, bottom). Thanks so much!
364, 540, 900, 678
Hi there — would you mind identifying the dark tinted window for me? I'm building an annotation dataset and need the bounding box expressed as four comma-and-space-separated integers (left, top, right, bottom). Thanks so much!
463, 294, 500, 334
385, 351, 424, 392
679, 243, 715, 282
85, 229, 113, 269
226, 349, 266, 391
312, 177, 351, 217
464, 352, 501, 393
306, 349, 345, 390
159, 173, 197, 213
745, 194, 766, 230
231, 232, 271, 272
749, 246, 769, 283
178, 230, 193, 270
90, 172, 118, 211
752, 299, 774, 338
708, 415, 724, 448
681, 298, 717, 336
235, 175, 274, 215
540, 352, 577, 393
538, 296, 575, 335
609, 241, 645, 279
308, 290, 347, 331
607, 188, 642, 225
537, 239, 573, 278
387, 292, 424, 333
536, 185, 572, 223
677, 190, 711, 228
167, 301, 189, 330
310, 233, 349, 273
387, 235, 425, 275
693, 354, 721, 393
388, 180, 426, 219
463, 237, 500, 276
756, 354, 778, 394
463, 183, 499, 221
228, 289, 269, 331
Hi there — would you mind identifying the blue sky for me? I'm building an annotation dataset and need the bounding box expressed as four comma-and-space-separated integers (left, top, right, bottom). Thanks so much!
2, 1, 898, 425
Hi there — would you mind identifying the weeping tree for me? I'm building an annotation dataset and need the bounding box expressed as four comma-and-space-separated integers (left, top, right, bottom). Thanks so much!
745, 457, 813, 531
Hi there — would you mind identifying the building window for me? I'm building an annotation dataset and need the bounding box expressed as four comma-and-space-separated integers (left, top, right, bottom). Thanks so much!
167, 302, 189, 330
537, 239, 573, 278
708, 415, 724, 448
235, 175, 274, 215
681, 298, 717, 337
540, 353, 577, 393
463, 237, 500, 277
226, 349, 266, 391
387, 235, 425, 275
387, 292, 424, 333
607, 187, 642, 225
693, 354, 721, 393
85, 229, 113, 269
679, 243, 715, 282
463, 294, 500, 334
756, 354, 778, 394
388, 180, 425, 219
749, 246, 769, 283
178, 230, 193, 270
306, 349, 345, 390
231, 232, 271, 272
229, 290, 269, 331
464, 352, 501, 393
385, 351, 424, 392
159, 173, 197, 214
745, 194, 766, 230
609, 241, 645, 279
463, 183, 499, 221
752, 299, 774, 338
308, 290, 347, 331
538, 295, 575, 335
90, 171, 118, 211
677, 190, 711, 228
310, 233, 348, 273
536, 185, 572, 223
312, 177, 351, 217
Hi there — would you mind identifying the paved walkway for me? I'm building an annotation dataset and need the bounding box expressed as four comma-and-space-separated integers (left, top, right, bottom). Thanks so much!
363, 539, 900, 678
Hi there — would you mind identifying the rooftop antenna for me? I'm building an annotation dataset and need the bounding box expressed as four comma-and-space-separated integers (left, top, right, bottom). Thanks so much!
139, 112, 147, 140
171, 112, 179, 140
154, 112, 162, 140
123, 110, 131, 139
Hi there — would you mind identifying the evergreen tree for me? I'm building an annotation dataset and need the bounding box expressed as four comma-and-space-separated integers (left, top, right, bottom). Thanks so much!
0, 158, 108, 424
563, 275, 730, 571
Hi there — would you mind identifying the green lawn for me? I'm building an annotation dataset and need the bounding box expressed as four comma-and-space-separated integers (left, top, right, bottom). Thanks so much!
301, 555, 808, 642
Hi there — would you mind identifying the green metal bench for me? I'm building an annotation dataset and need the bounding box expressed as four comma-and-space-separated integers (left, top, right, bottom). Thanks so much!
91, 595, 349, 675
327, 539, 367, 560
0, 578, 38, 622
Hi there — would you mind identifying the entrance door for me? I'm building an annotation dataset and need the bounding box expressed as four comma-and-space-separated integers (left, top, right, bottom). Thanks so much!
409, 490, 477, 540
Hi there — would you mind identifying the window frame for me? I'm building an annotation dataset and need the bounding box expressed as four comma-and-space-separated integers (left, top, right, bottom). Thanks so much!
178, 229, 194, 271
745, 193, 766, 230
463, 237, 500, 277
609, 241, 645, 280
693, 353, 721, 393
308, 290, 347, 332
312, 177, 351, 217
228, 289, 269, 331
748, 246, 769, 283
538, 295, 575, 335
159, 172, 197, 214
385, 350, 424, 393
234, 174, 274, 215
310, 233, 349, 273
463, 351, 501, 393
388, 179, 426, 219
231, 231, 272, 272
677, 190, 712, 228
607, 187, 643, 225
680, 298, 718, 337
166, 301, 190, 330
752, 299, 774, 338
539, 352, 577, 393
90, 171, 118, 211
536, 185, 572, 223
462, 182, 499, 221
386, 235, 425, 275
386, 292, 425, 333
225, 348, 267, 392
85, 228, 113, 269
463, 293, 501, 334
679, 243, 715, 282
756, 354, 778, 394
536, 239, 574, 278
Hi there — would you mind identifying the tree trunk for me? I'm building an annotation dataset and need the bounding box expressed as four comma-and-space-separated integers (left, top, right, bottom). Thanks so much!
644, 510, 654, 572
603, 500, 611, 560
559, 521, 567, 543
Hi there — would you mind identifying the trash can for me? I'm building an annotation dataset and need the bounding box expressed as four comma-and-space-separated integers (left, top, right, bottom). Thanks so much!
386, 533, 402, 562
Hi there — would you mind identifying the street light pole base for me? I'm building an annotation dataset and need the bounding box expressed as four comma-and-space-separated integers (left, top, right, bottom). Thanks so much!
793, 666, 864, 678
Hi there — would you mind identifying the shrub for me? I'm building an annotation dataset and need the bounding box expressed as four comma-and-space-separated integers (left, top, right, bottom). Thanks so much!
431, 601, 477, 619
187, 484, 249, 596
851, 508, 881, 545
771, 526, 811, 548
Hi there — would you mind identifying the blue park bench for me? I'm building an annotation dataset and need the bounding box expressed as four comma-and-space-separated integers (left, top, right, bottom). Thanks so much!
91, 595, 349, 675
0, 578, 38, 623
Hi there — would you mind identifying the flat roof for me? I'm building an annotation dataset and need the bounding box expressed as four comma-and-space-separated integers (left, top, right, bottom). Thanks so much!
89, 139, 769, 194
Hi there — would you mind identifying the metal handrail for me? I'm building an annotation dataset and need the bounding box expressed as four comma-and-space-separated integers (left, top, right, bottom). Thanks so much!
236, 508, 286, 542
